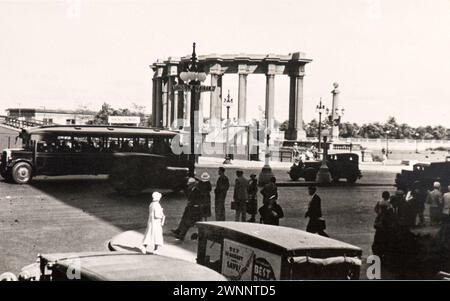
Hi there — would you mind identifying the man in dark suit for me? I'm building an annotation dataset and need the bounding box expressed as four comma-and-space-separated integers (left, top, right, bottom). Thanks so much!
214, 167, 230, 221
233, 170, 249, 222
305, 186, 329, 237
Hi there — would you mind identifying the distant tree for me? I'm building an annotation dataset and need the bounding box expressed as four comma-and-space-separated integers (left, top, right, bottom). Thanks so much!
339, 122, 360, 138
89, 103, 115, 125
88, 102, 150, 126
305, 119, 319, 137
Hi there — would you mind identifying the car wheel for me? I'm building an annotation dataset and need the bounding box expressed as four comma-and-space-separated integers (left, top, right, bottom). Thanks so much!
303, 168, 317, 182
11, 162, 33, 184
347, 175, 358, 184
289, 169, 301, 181
0, 272, 18, 281
289, 173, 301, 181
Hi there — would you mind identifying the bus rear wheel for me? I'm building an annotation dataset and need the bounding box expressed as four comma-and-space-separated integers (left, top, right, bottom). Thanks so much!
11, 162, 33, 184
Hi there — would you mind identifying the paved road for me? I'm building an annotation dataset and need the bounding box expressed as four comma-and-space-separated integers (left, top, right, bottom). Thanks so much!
0, 168, 397, 277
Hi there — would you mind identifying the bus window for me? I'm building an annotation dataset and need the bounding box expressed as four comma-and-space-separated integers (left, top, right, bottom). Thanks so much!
56, 136, 72, 152
36, 141, 47, 153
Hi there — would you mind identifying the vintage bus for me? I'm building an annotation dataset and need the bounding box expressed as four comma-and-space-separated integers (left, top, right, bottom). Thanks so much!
0, 125, 191, 194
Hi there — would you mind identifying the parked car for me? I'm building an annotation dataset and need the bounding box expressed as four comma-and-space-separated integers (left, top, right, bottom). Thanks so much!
395, 159, 450, 192
288, 152, 362, 183
3, 251, 227, 281
196, 222, 363, 280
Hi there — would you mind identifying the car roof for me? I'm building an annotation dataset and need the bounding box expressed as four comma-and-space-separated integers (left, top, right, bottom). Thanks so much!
23, 125, 178, 137
40, 251, 227, 281
197, 222, 362, 255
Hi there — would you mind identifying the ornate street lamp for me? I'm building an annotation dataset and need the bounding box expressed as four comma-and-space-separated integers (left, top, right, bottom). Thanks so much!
179, 42, 207, 176
316, 128, 331, 184
316, 98, 326, 153
327, 107, 345, 127
223, 90, 233, 164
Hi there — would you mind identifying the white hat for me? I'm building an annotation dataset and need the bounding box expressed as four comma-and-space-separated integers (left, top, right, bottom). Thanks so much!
433, 182, 441, 188
200, 172, 210, 181
187, 177, 196, 184
152, 192, 162, 201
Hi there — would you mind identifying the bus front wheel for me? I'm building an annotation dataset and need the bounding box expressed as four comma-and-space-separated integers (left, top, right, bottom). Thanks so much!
11, 162, 33, 184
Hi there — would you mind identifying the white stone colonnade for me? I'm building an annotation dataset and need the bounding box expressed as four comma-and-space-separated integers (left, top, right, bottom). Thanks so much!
150, 52, 312, 140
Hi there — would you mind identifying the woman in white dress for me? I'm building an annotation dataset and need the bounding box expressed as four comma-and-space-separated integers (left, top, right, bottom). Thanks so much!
141, 192, 165, 254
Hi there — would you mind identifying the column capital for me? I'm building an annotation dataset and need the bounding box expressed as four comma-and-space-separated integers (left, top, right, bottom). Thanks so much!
151, 59, 166, 78
238, 64, 249, 75
166, 65, 178, 77
266, 63, 277, 76
152, 66, 165, 78
289, 63, 306, 77
208, 63, 223, 75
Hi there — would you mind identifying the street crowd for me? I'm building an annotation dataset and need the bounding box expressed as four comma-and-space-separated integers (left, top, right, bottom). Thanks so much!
372, 181, 450, 264
168, 167, 328, 241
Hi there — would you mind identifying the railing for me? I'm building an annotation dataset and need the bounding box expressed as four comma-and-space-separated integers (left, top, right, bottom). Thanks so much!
0, 115, 44, 129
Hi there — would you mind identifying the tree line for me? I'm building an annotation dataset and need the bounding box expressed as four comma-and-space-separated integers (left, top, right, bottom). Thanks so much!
90, 103, 449, 140
281, 117, 450, 140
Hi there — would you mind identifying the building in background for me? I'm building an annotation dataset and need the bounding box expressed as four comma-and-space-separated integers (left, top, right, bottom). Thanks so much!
6, 108, 96, 125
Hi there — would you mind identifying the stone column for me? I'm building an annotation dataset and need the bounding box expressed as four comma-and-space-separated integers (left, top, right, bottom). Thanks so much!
151, 77, 157, 126
265, 67, 276, 130
217, 75, 223, 119
162, 81, 168, 128
238, 65, 248, 125
177, 79, 185, 129
184, 91, 191, 128
209, 63, 222, 126
286, 64, 306, 140
295, 75, 306, 139
155, 77, 163, 128
209, 73, 222, 125
331, 82, 340, 140
166, 63, 179, 129
198, 92, 205, 131
167, 76, 174, 128
152, 64, 165, 128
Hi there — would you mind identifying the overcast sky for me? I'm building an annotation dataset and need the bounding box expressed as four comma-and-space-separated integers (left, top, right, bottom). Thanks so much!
1, 0, 449, 126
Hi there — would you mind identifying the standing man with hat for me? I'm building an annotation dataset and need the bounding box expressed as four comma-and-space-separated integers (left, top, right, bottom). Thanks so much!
198, 172, 212, 221
233, 170, 249, 222
427, 182, 444, 225
214, 167, 229, 221
171, 177, 203, 240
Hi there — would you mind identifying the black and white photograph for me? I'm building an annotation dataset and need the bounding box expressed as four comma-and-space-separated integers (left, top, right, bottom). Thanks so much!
0, 0, 450, 286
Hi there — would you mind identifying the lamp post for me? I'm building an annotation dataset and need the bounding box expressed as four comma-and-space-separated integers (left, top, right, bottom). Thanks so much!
385, 130, 390, 159
258, 125, 274, 186
223, 90, 233, 164
316, 128, 331, 184
414, 132, 420, 153
316, 98, 326, 153
179, 42, 207, 177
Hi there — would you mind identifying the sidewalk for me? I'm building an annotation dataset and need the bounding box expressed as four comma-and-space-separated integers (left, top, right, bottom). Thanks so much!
197, 156, 407, 173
